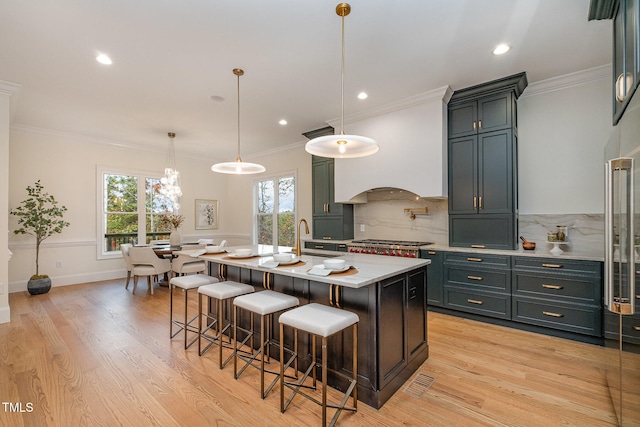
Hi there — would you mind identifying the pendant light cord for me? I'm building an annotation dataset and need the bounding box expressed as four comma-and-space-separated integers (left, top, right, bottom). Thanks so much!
237, 70, 241, 161
340, 11, 345, 136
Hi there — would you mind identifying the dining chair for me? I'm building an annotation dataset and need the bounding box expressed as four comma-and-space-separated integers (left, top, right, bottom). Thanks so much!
128, 246, 172, 295
120, 243, 134, 290
172, 244, 207, 277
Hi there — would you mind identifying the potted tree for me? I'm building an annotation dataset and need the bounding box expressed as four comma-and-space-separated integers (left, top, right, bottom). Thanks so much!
10, 180, 70, 295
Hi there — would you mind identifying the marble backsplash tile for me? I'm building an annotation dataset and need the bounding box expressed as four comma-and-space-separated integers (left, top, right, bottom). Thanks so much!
353, 190, 604, 253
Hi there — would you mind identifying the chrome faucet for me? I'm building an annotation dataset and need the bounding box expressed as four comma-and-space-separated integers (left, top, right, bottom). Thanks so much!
294, 218, 309, 257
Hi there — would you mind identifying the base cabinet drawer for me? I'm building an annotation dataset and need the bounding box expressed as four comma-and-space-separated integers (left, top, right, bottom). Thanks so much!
512, 272, 600, 303
512, 297, 602, 337
444, 287, 511, 320
445, 266, 510, 292
604, 312, 640, 345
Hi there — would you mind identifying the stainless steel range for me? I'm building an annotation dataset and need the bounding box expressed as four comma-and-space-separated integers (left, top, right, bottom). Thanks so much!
347, 239, 432, 258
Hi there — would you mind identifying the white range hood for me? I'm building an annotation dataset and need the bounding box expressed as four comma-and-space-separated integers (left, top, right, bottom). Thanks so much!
330, 86, 453, 203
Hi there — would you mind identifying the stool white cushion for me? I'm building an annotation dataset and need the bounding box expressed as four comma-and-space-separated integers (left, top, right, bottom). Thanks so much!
199, 281, 255, 299
233, 290, 299, 315
279, 303, 359, 337
170, 274, 218, 290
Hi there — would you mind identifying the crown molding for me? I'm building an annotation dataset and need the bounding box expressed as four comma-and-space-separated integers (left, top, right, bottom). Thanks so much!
0, 80, 22, 122
521, 64, 611, 98
327, 85, 453, 127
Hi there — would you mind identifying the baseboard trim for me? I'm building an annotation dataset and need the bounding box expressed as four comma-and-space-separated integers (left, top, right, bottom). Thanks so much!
0, 305, 11, 324
9, 270, 125, 293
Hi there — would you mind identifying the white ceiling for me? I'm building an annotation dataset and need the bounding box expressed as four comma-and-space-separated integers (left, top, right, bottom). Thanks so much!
0, 0, 611, 162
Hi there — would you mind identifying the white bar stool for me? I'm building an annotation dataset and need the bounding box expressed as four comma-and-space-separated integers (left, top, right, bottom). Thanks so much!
170, 273, 218, 349
198, 281, 255, 368
279, 303, 359, 427
233, 290, 299, 399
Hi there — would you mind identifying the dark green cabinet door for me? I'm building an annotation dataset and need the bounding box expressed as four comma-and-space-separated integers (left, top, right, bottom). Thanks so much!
422, 250, 444, 307
448, 135, 477, 214
448, 101, 477, 138
478, 129, 514, 214
312, 158, 330, 216
477, 93, 512, 133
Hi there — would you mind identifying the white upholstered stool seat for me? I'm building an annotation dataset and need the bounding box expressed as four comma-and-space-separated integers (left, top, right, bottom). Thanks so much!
279, 303, 359, 427
233, 290, 299, 399
170, 274, 218, 349
198, 281, 255, 368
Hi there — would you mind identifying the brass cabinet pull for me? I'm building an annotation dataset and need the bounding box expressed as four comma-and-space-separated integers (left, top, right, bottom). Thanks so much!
473, 121, 477, 130
478, 120, 482, 129
467, 299, 483, 305
315, 245, 324, 249
479, 196, 483, 210
636, 295, 640, 299
471, 245, 486, 249
543, 311, 564, 318
467, 275, 483, 281
542, 284, 563, 290
473, 196, 477, 209
542, 263, 563, 268
633, 326, 640, 331
428, 251, 437, 255
467, 257, 483, 262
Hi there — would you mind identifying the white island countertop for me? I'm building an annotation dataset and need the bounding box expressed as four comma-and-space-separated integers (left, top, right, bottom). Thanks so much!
193, 245, 430, 289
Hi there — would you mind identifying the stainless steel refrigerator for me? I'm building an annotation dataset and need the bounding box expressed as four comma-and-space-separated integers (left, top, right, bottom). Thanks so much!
604, 88, 640, 426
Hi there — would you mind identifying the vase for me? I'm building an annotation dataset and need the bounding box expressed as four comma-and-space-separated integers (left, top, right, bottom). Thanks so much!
28, 276, 51, 295
170, 229, 181, 248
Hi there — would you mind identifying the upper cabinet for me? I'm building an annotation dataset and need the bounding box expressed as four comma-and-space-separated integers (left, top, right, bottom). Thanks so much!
448, 92, 514, 139
589, 0, 640, 124
613, 0, 639, 124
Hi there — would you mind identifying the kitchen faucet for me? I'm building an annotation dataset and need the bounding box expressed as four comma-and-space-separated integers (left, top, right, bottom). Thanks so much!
293, 218, 309, 257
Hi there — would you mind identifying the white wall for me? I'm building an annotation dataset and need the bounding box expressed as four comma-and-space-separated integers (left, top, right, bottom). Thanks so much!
0, 82, 19, 323
518, 66, 613, 214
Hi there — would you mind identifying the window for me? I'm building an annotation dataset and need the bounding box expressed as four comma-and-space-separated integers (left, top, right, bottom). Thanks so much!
256, 174, 296, 247
98, 167, 175, 258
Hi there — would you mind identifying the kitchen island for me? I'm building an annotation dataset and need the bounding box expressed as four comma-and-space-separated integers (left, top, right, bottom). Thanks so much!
196, 246, 431, 409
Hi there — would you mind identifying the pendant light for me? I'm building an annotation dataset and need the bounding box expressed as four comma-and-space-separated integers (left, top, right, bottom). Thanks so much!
211, 68, 266, 174
305, 3, 379, 159
158, 131, 182, 211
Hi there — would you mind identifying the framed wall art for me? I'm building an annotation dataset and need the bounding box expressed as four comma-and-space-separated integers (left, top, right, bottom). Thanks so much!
195, 199, 219, 229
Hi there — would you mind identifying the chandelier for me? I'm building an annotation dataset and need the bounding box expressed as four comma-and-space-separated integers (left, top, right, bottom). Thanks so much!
305, 3, 379, 158
159, 131, 182, 211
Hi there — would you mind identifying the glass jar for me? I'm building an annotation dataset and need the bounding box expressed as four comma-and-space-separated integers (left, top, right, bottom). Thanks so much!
556, 225, 568, 242
547, 231, 558, 242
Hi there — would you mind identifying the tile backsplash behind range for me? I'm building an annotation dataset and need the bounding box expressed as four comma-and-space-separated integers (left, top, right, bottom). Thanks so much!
353, 190, 604, 253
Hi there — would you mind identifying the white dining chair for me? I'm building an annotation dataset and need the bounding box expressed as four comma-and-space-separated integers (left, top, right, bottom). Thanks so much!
172, 244, 207, 277
128, 246, 172, 295
120, 243, 134, 290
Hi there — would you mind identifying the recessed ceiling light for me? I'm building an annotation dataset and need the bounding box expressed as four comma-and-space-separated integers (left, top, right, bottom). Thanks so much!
210, 95, 224, 102
357, 92, 368, 100
492, 44, 511, 55
96, 53, 112, 65
279, 119, 288, 125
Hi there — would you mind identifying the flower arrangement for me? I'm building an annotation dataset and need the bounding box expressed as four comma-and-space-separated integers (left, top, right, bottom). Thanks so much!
160, 212, 185, 229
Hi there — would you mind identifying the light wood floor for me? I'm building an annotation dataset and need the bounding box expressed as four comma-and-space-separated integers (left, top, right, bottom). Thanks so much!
0, 278, 635, 426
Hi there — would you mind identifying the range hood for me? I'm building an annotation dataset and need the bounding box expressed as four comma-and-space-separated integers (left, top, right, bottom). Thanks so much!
329, 86, 453, 203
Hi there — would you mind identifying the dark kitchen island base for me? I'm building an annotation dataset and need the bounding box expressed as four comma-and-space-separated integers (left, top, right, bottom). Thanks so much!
206, 258, 429, 409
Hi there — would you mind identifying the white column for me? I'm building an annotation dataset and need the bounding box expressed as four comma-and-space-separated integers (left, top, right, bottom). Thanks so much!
0, 80, 21, 324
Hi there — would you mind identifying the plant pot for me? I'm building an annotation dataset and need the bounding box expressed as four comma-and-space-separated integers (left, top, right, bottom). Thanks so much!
28, 276, 51, 295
